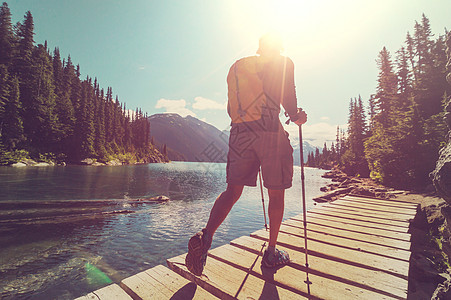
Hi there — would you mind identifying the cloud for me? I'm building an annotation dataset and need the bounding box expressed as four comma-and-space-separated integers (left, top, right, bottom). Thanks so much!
155, 98, 196, 117
192, 96, 226, 110
283, 122, 347, 148
320, 116, 330, 121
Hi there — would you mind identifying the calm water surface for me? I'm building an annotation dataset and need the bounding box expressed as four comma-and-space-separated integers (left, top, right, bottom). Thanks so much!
0, 162, 330, 299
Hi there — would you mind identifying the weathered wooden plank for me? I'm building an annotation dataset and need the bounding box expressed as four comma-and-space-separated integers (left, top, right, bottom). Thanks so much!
311, 207, 411, 227
321, 203, 413, 222
285, 218, 411, 250
74, 283, 132, 300
121, 269, 174, 299
303, 213, 410, 235
167, 252, 307, 299
329, 201, 417, 217
121, 264, 217, 300
333, 197, 417, 215
341, 195, 419, 210
300, 214, 411, 241
251, 229, 410, 279
230, 235, 408, 299
145, 264, 216, 299
346, 194, 419, 206
280, 222, 411, 260
209, 243, 405, 299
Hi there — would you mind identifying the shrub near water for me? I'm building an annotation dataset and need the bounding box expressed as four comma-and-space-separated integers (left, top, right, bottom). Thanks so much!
0, 148, 30, 165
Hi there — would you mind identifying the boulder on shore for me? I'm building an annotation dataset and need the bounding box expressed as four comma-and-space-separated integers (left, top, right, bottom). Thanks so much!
80, 158, 97, 165
313, 168, 398, 203
10, 159, 53, 167
106, 159, 122, 166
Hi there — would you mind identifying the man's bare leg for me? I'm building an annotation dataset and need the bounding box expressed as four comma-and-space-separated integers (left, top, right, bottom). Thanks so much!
205, 184, 244, 237
186, 184, 244, 275
261, 188, 290, 267
267, 189, 285, 248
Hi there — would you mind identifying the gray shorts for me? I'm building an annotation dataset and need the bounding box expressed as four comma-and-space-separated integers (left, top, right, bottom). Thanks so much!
226, 125, 294, 190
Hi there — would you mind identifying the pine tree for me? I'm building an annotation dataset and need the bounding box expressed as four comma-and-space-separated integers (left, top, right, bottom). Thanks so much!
343, 96, 368, 176
405, 32, 417, 85
13, 11, 34, 149
409, 15, 450, 184
25, 44, 58, 152
14, 10, 34, 77
105, 87, 113, 145
1, 74, 24, 149
94, 85, 107, 158
53, 47, 75, 149
396, 47, 412, 104
78, 78, 95, 158
374, 47, 398, 126
113, 95, 124, 146
64, 56, 78, 109
0, 64, 7, 118
365, 47, 398, 183
163, 143, 167, 157
145, 113, 150, 148
412, 14, 445, 119
355, 96, 366, 157
414, 14, 433, 78
367, 94, 376, 132
0, 2, 14, 66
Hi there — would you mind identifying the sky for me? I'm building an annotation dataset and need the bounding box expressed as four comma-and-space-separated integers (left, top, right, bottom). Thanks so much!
7, 0, 451, 147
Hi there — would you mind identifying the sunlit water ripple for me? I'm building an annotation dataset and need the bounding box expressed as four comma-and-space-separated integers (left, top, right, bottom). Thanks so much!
0, 162, 330, 299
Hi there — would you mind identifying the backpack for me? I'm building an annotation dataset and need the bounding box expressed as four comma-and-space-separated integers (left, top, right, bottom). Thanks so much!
227, 55, 289, 124
227, 56, 266, 124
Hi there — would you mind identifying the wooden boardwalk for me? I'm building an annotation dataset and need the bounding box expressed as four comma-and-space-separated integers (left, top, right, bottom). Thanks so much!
75, 194, 418, 300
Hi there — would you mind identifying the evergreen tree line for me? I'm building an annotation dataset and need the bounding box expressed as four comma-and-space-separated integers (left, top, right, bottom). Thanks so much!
0, 3, 160, 165
307, 14, 451, 189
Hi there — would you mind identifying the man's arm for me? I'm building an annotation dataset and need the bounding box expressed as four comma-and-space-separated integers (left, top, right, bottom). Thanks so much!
281, 57, 299, 122
282, 58, 307, 126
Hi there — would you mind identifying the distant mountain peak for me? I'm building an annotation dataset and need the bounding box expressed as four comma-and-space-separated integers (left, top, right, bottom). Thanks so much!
148, 113, 228, 163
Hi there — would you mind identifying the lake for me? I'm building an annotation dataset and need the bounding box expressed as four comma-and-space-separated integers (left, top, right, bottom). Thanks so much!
0, 162, 330, 299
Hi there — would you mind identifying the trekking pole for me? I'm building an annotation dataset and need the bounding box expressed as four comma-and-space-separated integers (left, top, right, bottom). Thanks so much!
299, 123, 312, 291
258, 169, 268, 231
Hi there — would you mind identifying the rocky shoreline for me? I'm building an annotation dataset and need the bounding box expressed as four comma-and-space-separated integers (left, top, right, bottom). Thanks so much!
317, 168, 450, 299
314, 168, 408, 203
8, 156, 169, 167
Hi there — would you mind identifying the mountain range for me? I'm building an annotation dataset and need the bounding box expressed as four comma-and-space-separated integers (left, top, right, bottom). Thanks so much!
148, 113, 317, 164
148, 114, 229, 163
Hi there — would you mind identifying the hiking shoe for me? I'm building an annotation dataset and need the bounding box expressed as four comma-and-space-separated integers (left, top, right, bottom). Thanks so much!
185, 229, 212, 276
261, 248, 290, 268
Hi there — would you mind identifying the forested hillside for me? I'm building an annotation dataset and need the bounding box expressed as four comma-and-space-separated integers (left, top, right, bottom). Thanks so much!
307, 14, 451, 189
0, 2, 166, 165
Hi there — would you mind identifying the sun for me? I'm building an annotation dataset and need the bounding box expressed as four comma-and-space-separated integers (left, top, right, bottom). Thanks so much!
225, 0, 320, 55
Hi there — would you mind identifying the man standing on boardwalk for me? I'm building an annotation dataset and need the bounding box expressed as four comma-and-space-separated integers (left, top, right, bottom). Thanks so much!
186, 33, 307, 275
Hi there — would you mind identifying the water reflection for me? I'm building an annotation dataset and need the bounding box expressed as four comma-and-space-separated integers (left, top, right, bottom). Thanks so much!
0, 162, 328, 299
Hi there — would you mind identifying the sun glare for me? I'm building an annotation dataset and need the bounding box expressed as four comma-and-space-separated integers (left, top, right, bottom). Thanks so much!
226, 0, 320, 56
226, 0, 388, 71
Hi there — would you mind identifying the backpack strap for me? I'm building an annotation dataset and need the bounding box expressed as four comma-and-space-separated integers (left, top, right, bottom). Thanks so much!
233, 62, 246, 118
279, 56, 287, 107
